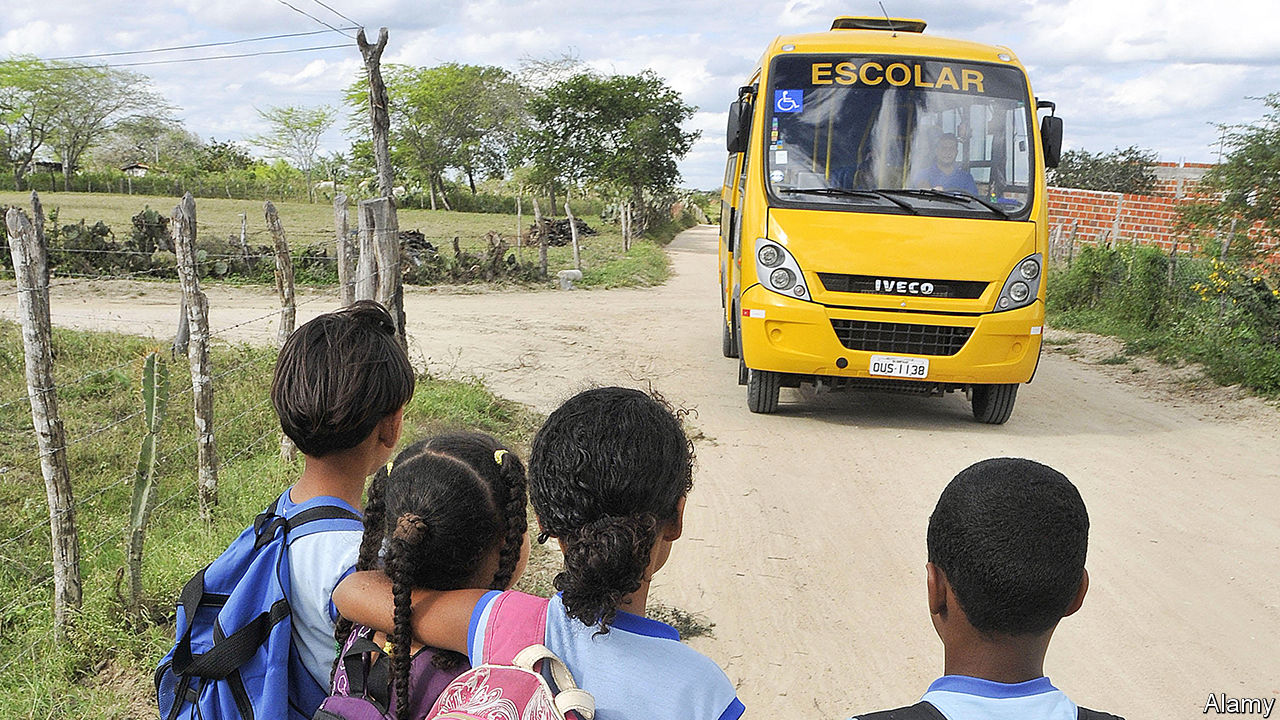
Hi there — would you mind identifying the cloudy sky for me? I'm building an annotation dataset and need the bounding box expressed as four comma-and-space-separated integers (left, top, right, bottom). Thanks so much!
3, 0, 1279, 189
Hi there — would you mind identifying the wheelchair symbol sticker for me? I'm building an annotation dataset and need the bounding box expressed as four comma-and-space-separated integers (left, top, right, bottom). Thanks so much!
774, 90, 803, 113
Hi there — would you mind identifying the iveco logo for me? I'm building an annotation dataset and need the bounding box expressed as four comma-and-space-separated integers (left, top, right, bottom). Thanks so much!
875, 279, 936, 295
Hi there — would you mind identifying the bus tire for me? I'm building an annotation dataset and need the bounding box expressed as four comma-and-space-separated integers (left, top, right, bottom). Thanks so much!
971, 383, 1017, 424
722, 318, 738, 358
747, 369, 781, 413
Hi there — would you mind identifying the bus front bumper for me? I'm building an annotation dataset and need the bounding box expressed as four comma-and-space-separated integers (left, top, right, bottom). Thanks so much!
738, 285, 1044, 385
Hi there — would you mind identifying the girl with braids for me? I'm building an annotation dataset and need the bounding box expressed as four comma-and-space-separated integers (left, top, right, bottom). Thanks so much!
335, 387, 745, 720
319, 432, 530, 720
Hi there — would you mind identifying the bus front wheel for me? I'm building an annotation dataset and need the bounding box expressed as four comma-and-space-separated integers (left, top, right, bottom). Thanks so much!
747, 369, 781, 414
971, 383, 1018, 424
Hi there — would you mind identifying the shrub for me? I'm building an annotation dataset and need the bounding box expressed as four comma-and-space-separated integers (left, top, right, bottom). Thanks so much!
1049, 243, 1280, 394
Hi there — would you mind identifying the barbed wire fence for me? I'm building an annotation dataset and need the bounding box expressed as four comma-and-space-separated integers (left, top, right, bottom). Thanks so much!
0, 190, 402, 663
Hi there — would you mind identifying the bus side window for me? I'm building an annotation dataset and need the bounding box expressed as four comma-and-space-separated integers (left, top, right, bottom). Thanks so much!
733, 151, 749, 258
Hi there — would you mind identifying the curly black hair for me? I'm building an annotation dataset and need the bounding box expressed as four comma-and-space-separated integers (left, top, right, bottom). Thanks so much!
529, 387, 694, 631
927, 457, 1089, 636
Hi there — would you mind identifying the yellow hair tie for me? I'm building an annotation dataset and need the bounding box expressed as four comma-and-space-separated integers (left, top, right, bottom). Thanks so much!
494, 449, 508, 465
385, 459, 394, 474
383, 640, 394, 656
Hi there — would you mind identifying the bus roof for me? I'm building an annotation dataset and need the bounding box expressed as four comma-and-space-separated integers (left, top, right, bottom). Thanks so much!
749, 20, 1022, 77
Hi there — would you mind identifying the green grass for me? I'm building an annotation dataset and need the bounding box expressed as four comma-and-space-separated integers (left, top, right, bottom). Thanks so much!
0, 320, 544, 719
1047, 244, 1280, 396
0, 191, 674, 290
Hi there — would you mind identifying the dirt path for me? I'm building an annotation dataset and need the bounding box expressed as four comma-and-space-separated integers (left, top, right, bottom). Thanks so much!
5, 225, 1279, 717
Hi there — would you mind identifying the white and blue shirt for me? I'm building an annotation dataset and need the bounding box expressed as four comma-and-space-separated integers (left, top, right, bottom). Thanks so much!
280, 491, 363, 688
469, 592, 745, 720
916, 675, 1078, 720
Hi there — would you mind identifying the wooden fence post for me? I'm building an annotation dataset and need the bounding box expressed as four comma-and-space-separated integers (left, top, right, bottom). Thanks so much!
533, 199, 547, 279
6, 194, 83, 638
516, 196, 523, 249
264, 202, 296, 346
357, 28, 394, 199
237, 213, 250, 261
355, 202, 377, 302
621, 201, 632, 252
360, 197, 405, 350
334, 194, 355, 306
265, 201, 298, 462
565, 202, 581, 271
171, 193, 218, 521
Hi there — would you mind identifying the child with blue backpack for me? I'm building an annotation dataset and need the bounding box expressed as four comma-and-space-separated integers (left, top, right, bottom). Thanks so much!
316, 432, 530, 720
156, 301, 415, 720
334, 387, 746, 720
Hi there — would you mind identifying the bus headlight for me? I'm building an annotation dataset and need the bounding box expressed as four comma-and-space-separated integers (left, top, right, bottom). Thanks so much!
994, 253, 1041, 312
754, 239, 811, 302
759, 245, 783, 268
1019, 258, 1040, 280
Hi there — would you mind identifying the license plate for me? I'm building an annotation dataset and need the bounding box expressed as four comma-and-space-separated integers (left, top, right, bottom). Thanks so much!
869, 355, 929, 379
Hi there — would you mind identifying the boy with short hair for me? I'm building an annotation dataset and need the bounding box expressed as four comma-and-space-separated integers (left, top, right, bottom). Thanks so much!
270, 300, 415, 696
850, 458, 1123, 720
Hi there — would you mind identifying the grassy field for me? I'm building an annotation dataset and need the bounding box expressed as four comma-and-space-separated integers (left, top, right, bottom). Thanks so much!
0, 191, 679, 290
0, 320, 551, 719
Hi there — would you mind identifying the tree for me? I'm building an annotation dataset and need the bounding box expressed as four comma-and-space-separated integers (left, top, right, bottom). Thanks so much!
1048, 145, 1158, 194
251, 105, 337, 202
526, 71, 698, 230
48, 64, 166, 189
0, 56, 64, 190
1181, 93, 1280, 243
192, 138, 255, 174
88, 115, 200, 171
346, 63, 527, 208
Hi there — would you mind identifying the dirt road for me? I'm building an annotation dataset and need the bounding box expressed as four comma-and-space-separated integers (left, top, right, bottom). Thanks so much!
6, 225, 1279, 717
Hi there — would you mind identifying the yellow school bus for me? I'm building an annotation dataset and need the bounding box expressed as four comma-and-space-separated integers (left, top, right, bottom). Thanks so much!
719, 16, 1062, 422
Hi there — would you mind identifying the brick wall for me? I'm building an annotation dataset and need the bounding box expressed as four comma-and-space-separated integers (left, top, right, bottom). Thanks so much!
1046, 162, 1279, 264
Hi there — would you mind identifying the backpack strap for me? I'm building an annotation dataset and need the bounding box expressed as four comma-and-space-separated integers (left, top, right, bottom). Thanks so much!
480, 591, 551, 666
855, 701, 948, 720
336, 630, 392, 711
1078, 707, 1125, 720
281, 500, 363, 543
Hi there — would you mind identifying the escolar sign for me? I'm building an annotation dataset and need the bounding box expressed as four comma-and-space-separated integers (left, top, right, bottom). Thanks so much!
810, 61, 985, 92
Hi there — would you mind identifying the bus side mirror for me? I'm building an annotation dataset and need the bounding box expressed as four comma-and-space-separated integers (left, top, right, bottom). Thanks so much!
726, 101, 751, 153
1040, 115, 1063, 169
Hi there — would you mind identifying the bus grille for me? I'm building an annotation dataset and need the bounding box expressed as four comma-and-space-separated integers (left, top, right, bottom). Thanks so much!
830, 319, 973, 356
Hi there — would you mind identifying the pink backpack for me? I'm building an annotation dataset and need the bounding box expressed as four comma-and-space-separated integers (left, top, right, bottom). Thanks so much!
427, 592, 595, 720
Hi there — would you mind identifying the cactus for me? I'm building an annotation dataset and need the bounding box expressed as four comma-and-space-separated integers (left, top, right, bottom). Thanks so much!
126, 352, 168, 613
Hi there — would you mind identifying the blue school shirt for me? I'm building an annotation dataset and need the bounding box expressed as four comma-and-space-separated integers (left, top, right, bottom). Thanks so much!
917, 675, 1077, 720
468, 591, 745, 720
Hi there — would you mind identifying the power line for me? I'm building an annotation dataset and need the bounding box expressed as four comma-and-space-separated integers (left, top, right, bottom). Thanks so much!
31, 44, 351, 72
276, 0, 356, 39
45, 28, 357, 62
309, 0, 362, 30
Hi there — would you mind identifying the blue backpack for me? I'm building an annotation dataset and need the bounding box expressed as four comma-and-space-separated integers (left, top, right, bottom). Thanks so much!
155, 491, 364, 720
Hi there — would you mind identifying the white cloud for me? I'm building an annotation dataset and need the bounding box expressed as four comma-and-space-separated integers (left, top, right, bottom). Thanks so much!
0, 21, 81, 55
3, 0, 1280, 188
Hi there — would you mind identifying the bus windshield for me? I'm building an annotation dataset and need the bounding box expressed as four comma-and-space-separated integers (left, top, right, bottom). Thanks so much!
765, 54, 1034, 218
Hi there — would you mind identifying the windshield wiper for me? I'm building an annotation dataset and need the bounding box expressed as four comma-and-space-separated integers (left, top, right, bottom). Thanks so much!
781, 187, 918, 214
875, 188, 1010, 219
